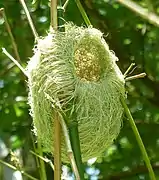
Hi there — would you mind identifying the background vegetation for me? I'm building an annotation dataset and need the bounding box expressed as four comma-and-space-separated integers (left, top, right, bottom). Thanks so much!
0, 0, 159, 179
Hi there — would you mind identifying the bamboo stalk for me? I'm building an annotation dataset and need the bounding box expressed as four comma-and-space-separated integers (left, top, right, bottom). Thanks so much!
54, 111, 61, 180
37, 142, 47, 180
30, 133, 42, 179
121, 96, 156, 180
51, 1, 80, 179
68, 120, 84, 179
75, 0, 91, 26
51, 0, 61, 179
51, 0, 58, 30
73, 1, 156, 178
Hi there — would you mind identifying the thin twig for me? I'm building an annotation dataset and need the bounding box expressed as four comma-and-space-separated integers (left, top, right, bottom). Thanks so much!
2, 48, 27, 77
116, 0, 159, 28
63, 0, 70, 10
30, 150, 54, 170
124, 63, 135, 76
0, 8, 21, 62
19, 0, 38, 40
0, 159, 38, 180
127, 66, 137, 77
50, 0, 58, 29
125, 73, 146, 81
121, 97, 156, 180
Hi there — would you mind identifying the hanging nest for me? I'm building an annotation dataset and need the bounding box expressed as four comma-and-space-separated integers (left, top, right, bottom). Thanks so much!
27, 24, 125, 163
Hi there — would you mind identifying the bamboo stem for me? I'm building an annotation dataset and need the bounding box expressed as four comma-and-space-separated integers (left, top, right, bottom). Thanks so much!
54, 112, 61, 180
0, 8, 21, 62
116, 0, 159, 28
68, 121, 84, 179
121, 96, 156, 180
75, 0, 91, 26
19, 0, 38, 40
37, 142, 47, 180
51, 0, 61, 179
51, 0, 58, 29
30, 133, 42, 179
56, 0, 81, 178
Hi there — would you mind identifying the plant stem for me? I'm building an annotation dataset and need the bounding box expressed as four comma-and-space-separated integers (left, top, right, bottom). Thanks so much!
68, 121, 84, 180
19, 0, 38, 40
37, 142, 47, 180
0, 159, 38, 180
59, 113, 80, 180
51, 0, 61, 179
54, 111, 61, 180
63, 0, 70, 10
0, 8, 21, 62
30, 133, 42, 179
75, 0, 91, 26
52, 1, 83, 179
52, 1, 80, 179
30, 150, 54, 170
2, 48, 27, 76
70, 2, 91, 179
121, 96, 156, 180
125, 73, 146, 81
50, 0, 58, 29
57, 0, 65, 32
124, 63, 135, 76
116, 0, 159, 28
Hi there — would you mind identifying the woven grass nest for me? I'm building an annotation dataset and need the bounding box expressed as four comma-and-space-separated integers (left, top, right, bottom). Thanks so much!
27, 24, 125, 163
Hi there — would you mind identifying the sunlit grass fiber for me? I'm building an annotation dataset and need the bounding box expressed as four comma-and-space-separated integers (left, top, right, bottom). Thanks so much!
27, 24, 125, 163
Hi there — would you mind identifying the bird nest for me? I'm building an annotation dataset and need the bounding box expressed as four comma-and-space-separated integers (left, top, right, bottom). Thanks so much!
27, 24, 125, 163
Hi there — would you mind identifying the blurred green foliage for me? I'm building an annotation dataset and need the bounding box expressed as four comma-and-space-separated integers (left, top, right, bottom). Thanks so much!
0, 0, 159, 179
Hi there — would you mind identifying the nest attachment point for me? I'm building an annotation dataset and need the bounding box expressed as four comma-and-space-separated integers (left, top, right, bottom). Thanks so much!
27, 24, 125, 163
